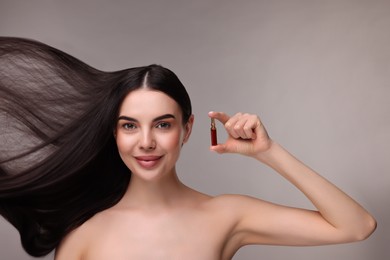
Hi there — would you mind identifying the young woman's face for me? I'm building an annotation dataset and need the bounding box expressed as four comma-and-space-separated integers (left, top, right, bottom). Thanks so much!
115, 89, 193, 181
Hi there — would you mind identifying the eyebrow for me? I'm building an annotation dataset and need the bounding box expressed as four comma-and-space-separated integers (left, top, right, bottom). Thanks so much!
117, 114, 176, 123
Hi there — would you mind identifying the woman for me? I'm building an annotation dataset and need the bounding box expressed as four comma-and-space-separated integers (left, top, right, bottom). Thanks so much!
0, 37, 376, 259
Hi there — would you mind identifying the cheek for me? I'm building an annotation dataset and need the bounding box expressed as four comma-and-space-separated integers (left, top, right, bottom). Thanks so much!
161, 130, 183, 149
115, 135, 136, 154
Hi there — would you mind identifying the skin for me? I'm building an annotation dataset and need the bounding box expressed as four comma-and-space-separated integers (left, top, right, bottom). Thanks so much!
55, 89, 376, 260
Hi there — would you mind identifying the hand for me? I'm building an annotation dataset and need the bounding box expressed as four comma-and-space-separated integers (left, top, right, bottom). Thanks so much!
208, 111, 272, 158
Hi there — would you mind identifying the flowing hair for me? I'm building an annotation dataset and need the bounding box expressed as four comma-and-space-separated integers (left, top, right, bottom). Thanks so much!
0, 37, 192, 256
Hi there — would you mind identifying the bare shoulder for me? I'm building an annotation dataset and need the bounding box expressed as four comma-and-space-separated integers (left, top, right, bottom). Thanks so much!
55, 211, 112, 260
203, 194, 273, 256
209, 193, 270, 210
55, 222, 90, 260
203, 194, 273, 230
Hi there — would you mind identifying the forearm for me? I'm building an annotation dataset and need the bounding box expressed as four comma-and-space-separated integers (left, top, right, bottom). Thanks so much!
255, 141, 376, 240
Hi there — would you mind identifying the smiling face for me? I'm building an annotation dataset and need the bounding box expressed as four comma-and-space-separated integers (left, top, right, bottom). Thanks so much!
115, 89, 193, 182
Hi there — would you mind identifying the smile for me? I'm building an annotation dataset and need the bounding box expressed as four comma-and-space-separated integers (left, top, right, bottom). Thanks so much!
134, 155, 163, 169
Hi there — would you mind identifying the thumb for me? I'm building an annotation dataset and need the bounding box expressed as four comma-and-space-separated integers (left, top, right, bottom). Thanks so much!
209, 143, 228, 154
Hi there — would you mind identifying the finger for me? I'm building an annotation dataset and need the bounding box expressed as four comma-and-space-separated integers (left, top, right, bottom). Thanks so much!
242, 115, 259, 139
235, 114, 258, 139
208, 111, 230, 125
233, 117, 250, 139
225, 114, 241, 139
226, 113, 255, 139
209, 143, 227, 154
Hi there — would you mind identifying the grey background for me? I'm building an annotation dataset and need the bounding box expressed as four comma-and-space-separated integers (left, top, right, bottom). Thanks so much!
0, 0, 389, 259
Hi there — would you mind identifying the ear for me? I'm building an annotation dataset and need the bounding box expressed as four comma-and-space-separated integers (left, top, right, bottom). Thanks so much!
182, 114, 194, 144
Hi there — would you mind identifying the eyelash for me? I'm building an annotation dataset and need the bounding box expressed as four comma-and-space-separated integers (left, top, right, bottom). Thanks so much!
122, 123, 136, 130
121, 122, 171, 130
156, 122, 171, 129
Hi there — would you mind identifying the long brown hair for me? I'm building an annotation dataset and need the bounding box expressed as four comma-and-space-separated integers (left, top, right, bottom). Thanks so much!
0, 37, 191, 256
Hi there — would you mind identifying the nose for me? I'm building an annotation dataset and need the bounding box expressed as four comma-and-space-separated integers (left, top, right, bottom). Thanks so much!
139, 129, 156, 150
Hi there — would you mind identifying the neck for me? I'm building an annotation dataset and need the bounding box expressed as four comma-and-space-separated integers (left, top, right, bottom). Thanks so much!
118, 170, 189, 210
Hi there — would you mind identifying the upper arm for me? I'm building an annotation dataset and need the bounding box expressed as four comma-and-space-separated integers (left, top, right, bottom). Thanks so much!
55, 226, 87, 260
224, 195, 349, 247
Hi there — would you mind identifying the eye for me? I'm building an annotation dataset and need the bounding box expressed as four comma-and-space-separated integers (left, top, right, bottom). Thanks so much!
122, 123, 137, 130
156, 122, 171, 129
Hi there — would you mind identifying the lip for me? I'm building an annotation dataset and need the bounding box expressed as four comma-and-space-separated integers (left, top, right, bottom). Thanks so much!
134, 155, 163, 169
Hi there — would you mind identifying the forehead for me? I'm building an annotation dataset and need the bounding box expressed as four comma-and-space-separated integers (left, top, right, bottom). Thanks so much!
119, 89, 181, 118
